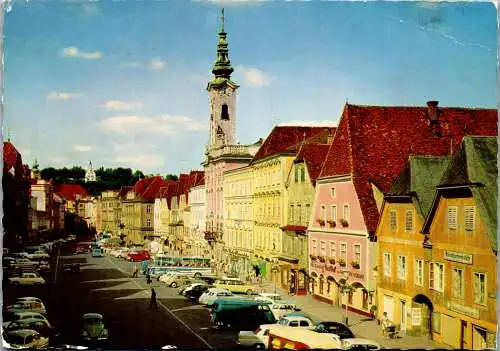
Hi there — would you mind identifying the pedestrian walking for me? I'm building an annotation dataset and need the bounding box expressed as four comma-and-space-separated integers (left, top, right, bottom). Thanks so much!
380, 312, 390, 337
146, 272, 152, 284
149, 288, 158, 309
132, 264, 138, 278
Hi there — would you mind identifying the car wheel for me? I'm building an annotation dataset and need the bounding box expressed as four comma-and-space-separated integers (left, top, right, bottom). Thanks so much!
194, 273, 201, 278
170, 282, 178, 288
254, 343, 265, 349
246, 289, 253, 295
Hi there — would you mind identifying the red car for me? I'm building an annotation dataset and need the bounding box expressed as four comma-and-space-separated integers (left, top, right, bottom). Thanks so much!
127, 250, 150, 261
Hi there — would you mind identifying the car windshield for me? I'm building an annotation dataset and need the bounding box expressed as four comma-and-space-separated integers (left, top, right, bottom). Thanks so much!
84, 318, 103, 324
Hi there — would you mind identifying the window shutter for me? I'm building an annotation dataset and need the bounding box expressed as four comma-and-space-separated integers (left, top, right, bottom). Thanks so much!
405, 210, 413, 232
429, 263, 434, 289
464, 206, 475, 231
447, 207, 458, 229
390, 210, 397, 231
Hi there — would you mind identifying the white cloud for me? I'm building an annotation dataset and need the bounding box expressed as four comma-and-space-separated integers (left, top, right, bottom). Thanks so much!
20, 149, 32, 157
60, 46, 103, 60
236, 65, 274, 86
121, 58, 167, 70
205, 0, 270, 5
278, 120, 336, 127
50, 157, 68, 165
46, 91, 84, 100
147, 58, 167, 70
98, 114, 207, 136
73, 144, 93, 152
113, 154, 165, 168
102, 100, 144, 111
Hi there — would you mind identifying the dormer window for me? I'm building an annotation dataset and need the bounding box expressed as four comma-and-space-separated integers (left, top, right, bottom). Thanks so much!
221, 104, 229, 120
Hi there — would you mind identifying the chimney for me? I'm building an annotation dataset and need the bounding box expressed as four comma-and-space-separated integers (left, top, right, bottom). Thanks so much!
427, 100, 439, 121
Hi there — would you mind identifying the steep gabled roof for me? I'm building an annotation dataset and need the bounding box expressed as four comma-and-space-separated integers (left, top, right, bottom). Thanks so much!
55, 184, 89, 201
118, 186, 132, 198
132, 176, 170, 201
252, 126, 331, 163
319, 103, 498, 234
295, 144, 332, 186
423, 136, 498, 250
387, 156, 452, 220
156, 181, 181, 209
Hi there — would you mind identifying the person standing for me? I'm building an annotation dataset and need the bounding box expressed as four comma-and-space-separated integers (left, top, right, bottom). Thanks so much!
380, 312, 390, 337
132, 264, 138, 278
149, 288, 158, 309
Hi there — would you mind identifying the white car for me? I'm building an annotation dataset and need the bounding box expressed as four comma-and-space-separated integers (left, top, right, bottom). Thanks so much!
5, 300, 47, 315
198, 288, 233, 306
269, 302, 298, 320
12, 258, 39, 270
14, 297, 47, 313
277, 315, 314, 328
8, 272, 46, 286
237, 324, 278, 349
11, 252, 30, 259
3, 329, 49, 349
256, 293, 283, 303
341, 338, 381, 350
27, 251, 50, 260
159, 272, 178, 284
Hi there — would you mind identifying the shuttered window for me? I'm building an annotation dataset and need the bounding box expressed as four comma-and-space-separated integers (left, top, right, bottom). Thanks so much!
397, 255, 407, 280
452, 268, 465, 299
447, 206, 458, 230
473, 272, 486, 305
414, 259, 424, 286
405, 210, 414, 232
383, 253, 392, 277
464, 206, 475, 232
430, 262, 444, 292
389, 210, 397, 232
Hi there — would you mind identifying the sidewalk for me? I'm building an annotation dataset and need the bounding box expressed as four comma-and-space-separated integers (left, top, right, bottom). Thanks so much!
252, 279, 449, 350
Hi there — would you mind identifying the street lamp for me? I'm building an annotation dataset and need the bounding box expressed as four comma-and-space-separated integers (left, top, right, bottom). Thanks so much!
341, 269, 351, 326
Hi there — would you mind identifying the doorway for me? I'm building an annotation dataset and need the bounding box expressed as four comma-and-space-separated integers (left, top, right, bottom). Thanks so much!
460, 320, 467, 349
400, 300, 407, 332
472, 325, 487, 350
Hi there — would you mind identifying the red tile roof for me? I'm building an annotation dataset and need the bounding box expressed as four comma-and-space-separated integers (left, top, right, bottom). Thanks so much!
55, 184, 89, 201
319, 103, 498, 235
118, 186, 132, 198
252, 126, 333, 163
156, 181, 181, 209
3, 142, 23, 176
296, 144, 332, 185
133, 176, 170, 201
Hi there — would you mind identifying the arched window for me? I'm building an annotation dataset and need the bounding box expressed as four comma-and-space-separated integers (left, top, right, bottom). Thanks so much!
221, 104, 229, 120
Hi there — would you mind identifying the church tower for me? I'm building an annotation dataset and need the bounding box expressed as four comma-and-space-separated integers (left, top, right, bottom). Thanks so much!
207, 8, 239, 150
85, 161, 97, 182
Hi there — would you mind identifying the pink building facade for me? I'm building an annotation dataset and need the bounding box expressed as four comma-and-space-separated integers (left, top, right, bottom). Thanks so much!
308, 177, 374, 315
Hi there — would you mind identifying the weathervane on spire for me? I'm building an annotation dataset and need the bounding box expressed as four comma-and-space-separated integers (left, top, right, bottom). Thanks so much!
221, 8, 225, 32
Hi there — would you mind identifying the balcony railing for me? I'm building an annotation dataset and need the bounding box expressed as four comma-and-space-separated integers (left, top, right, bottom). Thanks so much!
207, 145, 254, 160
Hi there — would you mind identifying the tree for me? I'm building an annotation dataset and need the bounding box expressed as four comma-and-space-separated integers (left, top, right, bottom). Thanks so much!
165, 174, 178, 181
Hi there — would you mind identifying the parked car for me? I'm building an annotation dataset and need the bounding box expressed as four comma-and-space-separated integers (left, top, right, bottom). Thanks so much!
80, 313, 108, 342
312, 321, 355, 339
213, 277, 254, 295
12, 258, 39, 271
159, 272, 178, 283
237, 324, 281, 349
196, 276, 217, 285
256, 293, 283, 303
163, 274, 196, 288
4, 329, 49, 349
198, 288, 233, 306
341, 338, 381, 350
211, 297, 275, 330
127, 250, 150, 262
269, 302, 299, 320
11, 252, 30, 259
3, 317, 54, 338
3, 311, 50, 325
178, 282, 204, 296
9, 272, 46, 286
5, 299, 47, 315
15, 296, 46, 310
27, 251, 50, 260
185, 284, 212, 301
277, 315, 315, 328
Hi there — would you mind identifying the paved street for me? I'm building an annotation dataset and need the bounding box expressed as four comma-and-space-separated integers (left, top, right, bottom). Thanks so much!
3, 246, 239, 350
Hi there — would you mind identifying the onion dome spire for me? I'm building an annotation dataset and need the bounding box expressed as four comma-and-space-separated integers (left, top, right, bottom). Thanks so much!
211, 8, 234, 79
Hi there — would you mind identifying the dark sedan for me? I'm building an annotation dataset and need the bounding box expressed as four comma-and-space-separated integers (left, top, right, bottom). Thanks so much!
185, 284, 212, 301
312, 321, 355, 339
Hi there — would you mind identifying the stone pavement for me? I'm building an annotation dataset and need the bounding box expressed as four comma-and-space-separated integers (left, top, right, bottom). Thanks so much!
252, 279, 449, 350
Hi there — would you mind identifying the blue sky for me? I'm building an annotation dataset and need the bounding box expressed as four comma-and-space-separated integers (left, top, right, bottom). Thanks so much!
4, 0, 497, 175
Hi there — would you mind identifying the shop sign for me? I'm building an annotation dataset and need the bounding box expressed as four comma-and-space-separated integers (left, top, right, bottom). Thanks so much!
444, 251, 473, 265
447, 301, 480, 319
411, 308, 422, 326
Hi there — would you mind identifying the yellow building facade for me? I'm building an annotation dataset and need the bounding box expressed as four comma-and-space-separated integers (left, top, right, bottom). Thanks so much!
223, 165, 254, 279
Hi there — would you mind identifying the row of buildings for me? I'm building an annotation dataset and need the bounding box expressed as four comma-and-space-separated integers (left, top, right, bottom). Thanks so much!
5, 10, 496, 350
89, 11, 497, 349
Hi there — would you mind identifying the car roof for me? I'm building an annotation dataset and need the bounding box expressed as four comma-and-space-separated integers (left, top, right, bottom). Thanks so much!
83, 313, 103, 319
14, 311, 44, 316
16, 297, 42, 301
207, 287, 230, 292
8, 329, 40, 337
